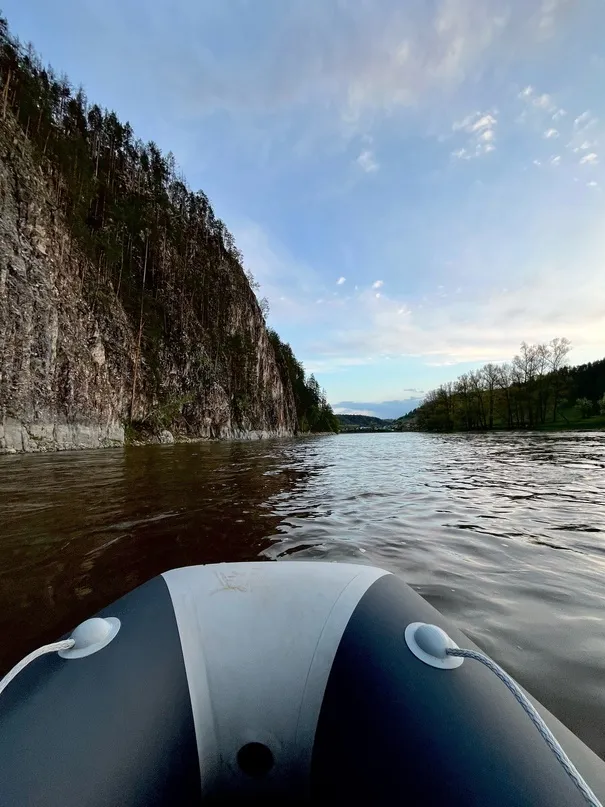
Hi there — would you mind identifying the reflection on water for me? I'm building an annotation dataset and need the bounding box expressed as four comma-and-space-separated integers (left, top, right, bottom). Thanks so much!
1, 431, 605, 755
0, 441, 308, 668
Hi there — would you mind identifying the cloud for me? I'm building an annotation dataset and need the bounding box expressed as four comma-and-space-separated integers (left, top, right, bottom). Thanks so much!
372, 280, 384, 289
452, 110, 497, 157
563, 111, 601, 158
94, 0, 575, 146
533, 93, 556, 112
536, 0, 570, 38
515, 85, 603, 179
579, 152, 599, 165
517, 85, 558, 118
571, 141, 594, 153
587, 181, 599, 188
574, 111, 594, 128
452, 112, 496, 133
454, 112, 497, 133
336, 276, 346, 285
333, 407, 378, 417
356, 149, 379, 172
246, 0, 505, 124
316, 266, 605, 372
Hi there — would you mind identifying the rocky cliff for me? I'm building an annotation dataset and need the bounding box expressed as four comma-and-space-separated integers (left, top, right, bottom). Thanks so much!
0, 115, 297, 453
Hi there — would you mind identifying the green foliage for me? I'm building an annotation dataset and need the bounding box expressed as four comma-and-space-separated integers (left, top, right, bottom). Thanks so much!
0, 17, 323, 433
599, 394, 605, 416
576, 397, 594, 418
415, 339, 605, 432
145, 394, 196, 430
123, 421, 138, 444
267, 329, 339, 433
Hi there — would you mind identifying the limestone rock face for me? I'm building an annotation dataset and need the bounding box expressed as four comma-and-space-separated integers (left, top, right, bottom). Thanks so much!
0, 123, 296, 453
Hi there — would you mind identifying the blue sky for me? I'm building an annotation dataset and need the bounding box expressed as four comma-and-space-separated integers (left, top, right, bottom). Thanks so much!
4, 0, 605, 416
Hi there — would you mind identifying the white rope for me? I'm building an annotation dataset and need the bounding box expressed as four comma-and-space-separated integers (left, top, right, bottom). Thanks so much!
0, 639, 75, 697
446, 647, 602, 807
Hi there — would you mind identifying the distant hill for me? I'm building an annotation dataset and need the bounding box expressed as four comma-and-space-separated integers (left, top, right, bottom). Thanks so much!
334, 398, 423, 419
337, 414, 394, 430
392, 410, 419, 431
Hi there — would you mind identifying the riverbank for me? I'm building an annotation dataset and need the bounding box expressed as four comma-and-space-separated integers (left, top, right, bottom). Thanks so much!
0, 419, 339, 454
534, 414, 605, 431
126, 426, 296, 448
413, 414, 605, 435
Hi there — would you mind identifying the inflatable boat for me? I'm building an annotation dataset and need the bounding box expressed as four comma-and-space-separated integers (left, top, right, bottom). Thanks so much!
1, 562, 604, 806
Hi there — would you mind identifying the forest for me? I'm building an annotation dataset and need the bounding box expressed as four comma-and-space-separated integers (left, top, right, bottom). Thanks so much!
0, 17, 338, 435
413, 338, 605, 432
268, 330, 340, 433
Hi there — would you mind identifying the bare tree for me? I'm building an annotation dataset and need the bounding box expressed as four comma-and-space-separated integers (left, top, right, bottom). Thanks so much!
455, 374, 472, 429
548, 338, 572, 421
468, 370, 487, 429
246, 269, 260, 293
495, 363, 513, 427
513, 343, 540, 425
509, 361, 525, 426
535, 343, 552, 424
481, 363, 500, 429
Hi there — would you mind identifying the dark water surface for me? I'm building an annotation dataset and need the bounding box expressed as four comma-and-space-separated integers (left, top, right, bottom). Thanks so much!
1, 432, 605, 754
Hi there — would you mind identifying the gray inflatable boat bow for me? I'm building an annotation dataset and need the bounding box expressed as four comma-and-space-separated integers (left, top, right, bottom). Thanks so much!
1, 561, 604, 806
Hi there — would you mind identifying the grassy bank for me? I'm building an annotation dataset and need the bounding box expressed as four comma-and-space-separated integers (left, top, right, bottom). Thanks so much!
534, 410, 605, 431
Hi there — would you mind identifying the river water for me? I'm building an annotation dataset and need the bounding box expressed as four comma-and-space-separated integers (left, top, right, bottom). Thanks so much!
1, 432, 605, 754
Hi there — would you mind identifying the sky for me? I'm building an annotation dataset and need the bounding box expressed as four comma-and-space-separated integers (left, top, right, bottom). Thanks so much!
4, 0, 605, 417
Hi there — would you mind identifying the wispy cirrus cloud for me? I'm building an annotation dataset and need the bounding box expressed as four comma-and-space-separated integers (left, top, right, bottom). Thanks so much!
451, 111, 497, 158
516, 84, 604, 181
48, 0, 578, 146
356, 149, 379, 172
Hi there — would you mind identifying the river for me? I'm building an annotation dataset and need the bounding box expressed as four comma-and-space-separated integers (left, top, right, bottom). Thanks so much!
1, 432, 604, 754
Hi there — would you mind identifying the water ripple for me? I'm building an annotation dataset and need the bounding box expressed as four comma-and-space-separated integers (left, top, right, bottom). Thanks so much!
263, 431, 605, 756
